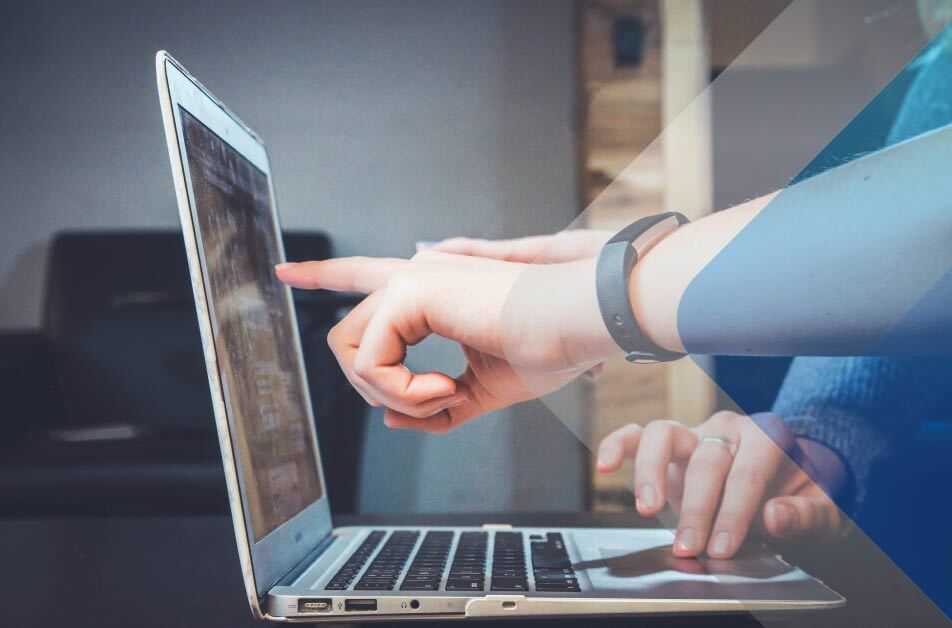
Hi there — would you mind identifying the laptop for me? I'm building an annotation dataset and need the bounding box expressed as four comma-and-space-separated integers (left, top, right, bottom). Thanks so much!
155, 50, 844, 621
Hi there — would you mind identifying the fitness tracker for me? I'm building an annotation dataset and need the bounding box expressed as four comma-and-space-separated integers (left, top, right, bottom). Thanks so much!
596, 212, 689, 363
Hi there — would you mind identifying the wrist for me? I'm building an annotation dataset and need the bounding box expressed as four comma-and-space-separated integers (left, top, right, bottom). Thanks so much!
559, 257, 621, 364
500, 257, 618, 370
797, 437, 849, 502
627, 232, 687, 354
570, 257, 623, 363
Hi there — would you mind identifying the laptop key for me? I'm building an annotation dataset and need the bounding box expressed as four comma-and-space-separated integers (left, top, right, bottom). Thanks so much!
534, 572, 579, 581
401, 579, 441, 591
446, 578, 485, 591
536, 583, 580, 592
530, 531, 580, 593
354, 582, 394, 590
491, 577, 528, 591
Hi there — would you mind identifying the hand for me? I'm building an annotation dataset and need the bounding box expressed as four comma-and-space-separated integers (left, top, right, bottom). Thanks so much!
597, 411, 846, 558
276, 251, 619, 433
430, 230, 615, 378
428, 229, 613, 264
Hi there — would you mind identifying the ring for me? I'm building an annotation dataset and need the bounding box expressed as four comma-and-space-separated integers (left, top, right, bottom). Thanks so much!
699, 434, 737, 457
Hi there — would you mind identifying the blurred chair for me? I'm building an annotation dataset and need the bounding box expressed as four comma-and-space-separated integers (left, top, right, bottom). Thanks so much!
0, 230, 364, 516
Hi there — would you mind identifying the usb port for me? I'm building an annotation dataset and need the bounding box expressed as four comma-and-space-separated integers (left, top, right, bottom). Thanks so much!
297, 598, 332, 614
344, 599, 377, 612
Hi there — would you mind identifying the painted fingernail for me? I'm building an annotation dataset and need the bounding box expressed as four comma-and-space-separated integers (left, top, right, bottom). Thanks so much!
638, 484, 658, 510
676, 528, 698, 554
710, 531, 732, 557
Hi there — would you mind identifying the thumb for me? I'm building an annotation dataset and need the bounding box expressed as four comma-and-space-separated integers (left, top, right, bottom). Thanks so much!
762, 495, 836, 539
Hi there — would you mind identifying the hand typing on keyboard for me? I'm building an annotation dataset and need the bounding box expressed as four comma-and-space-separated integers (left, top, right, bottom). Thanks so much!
597, 412, 846, 559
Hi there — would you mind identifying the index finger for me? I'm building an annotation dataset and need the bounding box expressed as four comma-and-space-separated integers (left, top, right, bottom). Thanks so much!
275, 257, 407, 293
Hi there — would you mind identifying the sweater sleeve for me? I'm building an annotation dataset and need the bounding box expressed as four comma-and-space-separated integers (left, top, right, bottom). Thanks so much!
773, 356, 952, 514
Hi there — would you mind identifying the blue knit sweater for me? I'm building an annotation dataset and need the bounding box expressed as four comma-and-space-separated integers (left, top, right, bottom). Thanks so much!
773, 42, 952, 510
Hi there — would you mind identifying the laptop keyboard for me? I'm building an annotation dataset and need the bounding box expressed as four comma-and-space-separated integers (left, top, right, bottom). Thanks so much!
445, 531, 489, 591
324, 530, 386, 590
531, 532, 581, 592
326, 530, 580, 593
401, 531, 453, 591
354, 530, 420, 590
490, 531, 528, 591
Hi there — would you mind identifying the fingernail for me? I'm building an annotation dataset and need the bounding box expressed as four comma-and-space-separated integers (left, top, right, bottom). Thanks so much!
771, 503, 793, 533
446, 396, 470, 409
676, 528, 698, 554
710, 531, 732, 557
638, 484, 658, 510
596, 460, 609, 472
275, 262, 296, 271
415, 240, 438, 252
428, 396, 468, 416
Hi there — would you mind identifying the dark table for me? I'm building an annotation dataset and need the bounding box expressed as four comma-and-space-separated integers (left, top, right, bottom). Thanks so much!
0, 512, 945, 627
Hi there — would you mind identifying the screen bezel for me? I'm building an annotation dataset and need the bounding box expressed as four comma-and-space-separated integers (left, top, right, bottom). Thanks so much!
156, 51, 332, 608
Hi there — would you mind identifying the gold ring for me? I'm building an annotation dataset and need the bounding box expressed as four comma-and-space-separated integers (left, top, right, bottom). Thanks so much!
699, 434, 737, 457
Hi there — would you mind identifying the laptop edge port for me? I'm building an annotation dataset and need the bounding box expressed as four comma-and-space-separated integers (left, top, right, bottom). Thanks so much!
344, 599, 378, 612
297, 598, 332, 614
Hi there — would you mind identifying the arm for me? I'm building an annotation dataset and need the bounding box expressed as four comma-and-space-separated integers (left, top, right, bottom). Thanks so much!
774, 355, 952, 512
634, 121, 952, 355
275, 123, 952, 430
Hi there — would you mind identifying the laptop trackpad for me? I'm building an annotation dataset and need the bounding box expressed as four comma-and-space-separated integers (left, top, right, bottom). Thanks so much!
570, 529, 819, 599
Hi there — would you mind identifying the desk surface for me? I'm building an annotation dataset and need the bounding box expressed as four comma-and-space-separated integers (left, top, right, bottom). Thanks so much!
0, 512, 943, 628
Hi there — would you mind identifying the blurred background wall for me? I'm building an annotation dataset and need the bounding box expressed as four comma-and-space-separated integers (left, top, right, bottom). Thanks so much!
0, 0, 587, 512
1, 0, 929, 516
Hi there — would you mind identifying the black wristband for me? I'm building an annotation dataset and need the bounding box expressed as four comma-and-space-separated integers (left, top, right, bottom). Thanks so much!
596, 212, 689, 363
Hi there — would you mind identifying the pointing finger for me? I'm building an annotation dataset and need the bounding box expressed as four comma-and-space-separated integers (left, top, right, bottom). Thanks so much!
276, 257, 407, 293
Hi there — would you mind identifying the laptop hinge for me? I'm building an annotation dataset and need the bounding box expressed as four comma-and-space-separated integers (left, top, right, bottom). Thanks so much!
272, 533, 338, 590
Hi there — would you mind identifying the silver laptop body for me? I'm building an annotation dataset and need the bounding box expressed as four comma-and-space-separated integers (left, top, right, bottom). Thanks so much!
155, 50, 844, 622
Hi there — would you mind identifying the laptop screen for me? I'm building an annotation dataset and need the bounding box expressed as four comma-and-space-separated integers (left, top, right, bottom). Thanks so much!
180, 107, 324, 542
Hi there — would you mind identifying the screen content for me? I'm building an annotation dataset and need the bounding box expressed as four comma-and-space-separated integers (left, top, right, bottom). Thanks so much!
181, 108, 323, 541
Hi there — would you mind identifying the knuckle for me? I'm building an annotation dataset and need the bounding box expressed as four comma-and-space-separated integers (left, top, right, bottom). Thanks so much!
643, 421, 673, 438
708, 410, 740, 427
730, 464, 769, 487
386, 271, 427, 300
411, 249, 437, 262
679, 507, 714, 524
351, 360, 372, 380
386, 271, 414, 291
617, 423, 642, 441
713, 511, 747, 530
442, 237, 470, 247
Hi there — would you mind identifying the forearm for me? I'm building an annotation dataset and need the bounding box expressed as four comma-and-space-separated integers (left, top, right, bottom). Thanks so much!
631, 122, 952, 356
630, 194, 772, 353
